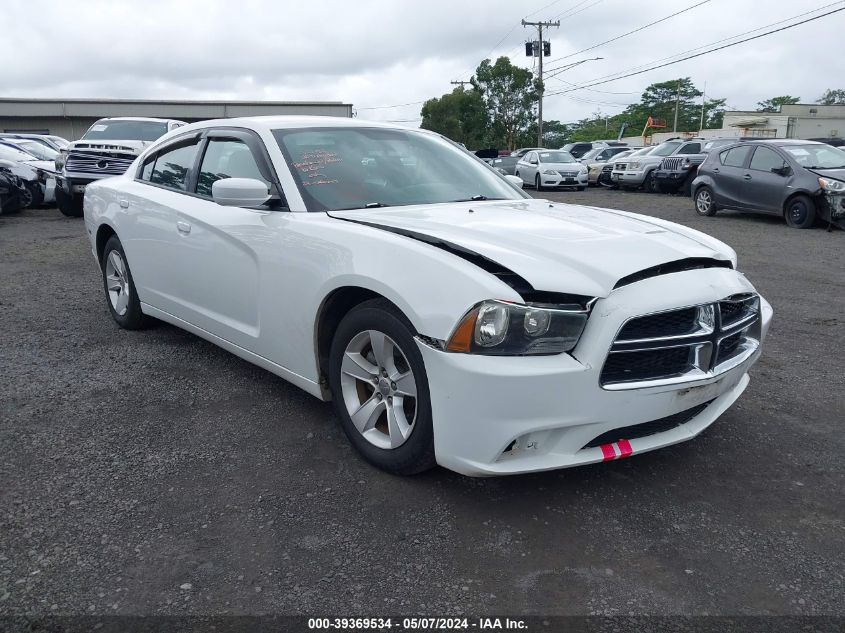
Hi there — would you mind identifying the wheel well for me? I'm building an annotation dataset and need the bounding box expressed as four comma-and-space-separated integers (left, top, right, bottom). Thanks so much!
95, 225, 117, 265
783, 191, 816, 212
315, 287, 393, 393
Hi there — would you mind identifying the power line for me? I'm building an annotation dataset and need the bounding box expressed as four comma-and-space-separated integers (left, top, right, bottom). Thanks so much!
356, 100, 428, 111
551, 0, 845, 89
545, 3, 845, 98
544, 0, 711, 67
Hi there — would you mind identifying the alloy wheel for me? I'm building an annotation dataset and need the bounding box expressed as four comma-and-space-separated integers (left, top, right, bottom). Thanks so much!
339, 329, 418, 450
696, 190, 712, 214
105, 250, 130, 316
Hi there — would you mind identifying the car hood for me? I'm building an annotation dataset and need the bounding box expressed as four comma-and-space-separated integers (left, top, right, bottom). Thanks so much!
539, 162, 582, 170
810, 167, 845, 181
67, 139, 151, 155
329, 199, 733, 298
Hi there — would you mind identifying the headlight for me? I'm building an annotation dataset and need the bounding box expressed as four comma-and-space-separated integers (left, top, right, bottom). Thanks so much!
446, 300, 589, 355
542, 169, 559, 175
819, 176, 845, 192
628, 161, 640, 169
579, 166, 588, 175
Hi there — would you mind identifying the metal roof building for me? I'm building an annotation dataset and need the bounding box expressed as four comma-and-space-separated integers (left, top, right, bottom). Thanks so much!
0, 98, 354, 140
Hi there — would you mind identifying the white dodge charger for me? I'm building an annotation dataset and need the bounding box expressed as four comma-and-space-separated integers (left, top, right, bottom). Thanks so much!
83, 116, 772, 476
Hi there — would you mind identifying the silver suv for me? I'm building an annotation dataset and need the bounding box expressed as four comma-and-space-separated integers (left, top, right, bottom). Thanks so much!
611, 139, 705, 192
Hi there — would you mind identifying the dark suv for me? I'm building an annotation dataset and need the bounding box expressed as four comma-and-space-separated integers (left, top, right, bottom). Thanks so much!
691, 140, 845, 229
655, 138, 739, 195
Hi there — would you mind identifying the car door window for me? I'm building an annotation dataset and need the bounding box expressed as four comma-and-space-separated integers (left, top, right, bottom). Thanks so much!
196, 138, 271, 197
720, 146, 753, 168
678, 143, 702, 154
749, 146, 786, 172
148, 141, 200, 191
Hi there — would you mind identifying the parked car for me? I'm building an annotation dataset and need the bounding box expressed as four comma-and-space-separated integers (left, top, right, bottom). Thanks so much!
0, 142, 56, 208
655, 138, 741, 195
578, 146, 631, 166
83, 115, 772, 476
611, 139, 705, 192
692, 139, 845, 229
599, 146, 656, 188
56, 117, 185, 217
490, 155, 518, 175
589, 148, 639, 186
561, 141, 627, 159
0, 171, 23, 215
4, 138, 60, 162
515, 149, 588, 190
0, 133, 69, 152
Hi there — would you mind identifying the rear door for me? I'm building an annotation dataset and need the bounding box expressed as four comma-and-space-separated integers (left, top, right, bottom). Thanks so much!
712, 145, 754, 208
741, 145, 790, 212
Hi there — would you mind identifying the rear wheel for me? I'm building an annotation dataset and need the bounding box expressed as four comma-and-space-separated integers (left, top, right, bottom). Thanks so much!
694, 186, 718, 216
784, 194, 816, 229
329, 299, 435, 475
56, 187, 83, 217
22, 182, 43, 208
101, 236, 149, 329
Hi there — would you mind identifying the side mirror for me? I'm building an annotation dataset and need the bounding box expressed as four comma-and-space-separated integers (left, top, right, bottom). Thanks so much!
504, 175, 523, 187
530, 159, 538, 165
773, 165, 792, 177
212, 177, 271, 207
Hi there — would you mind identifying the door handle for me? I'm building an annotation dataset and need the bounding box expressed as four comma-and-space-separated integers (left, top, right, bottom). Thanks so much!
743, 174, 752, 180
176, 221, 191, 235
118, 199, 129, 209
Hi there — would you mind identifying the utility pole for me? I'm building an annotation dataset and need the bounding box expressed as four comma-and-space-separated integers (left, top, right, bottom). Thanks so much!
522, 18, 559, 147
700, 81, 707, 132
673, 79, 681, 133
450, 80, 472, 88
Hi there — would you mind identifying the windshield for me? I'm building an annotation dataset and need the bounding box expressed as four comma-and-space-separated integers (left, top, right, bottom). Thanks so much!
0, 144, 37, 162
13, 140, 57, 160
273, 127, 528, 212
651, 141, 684, 157
83, 120, 168, 142
538, 151, 576, 163
581, 148, 601, 160
630, 146, 653, 156
783, 144, 845, 169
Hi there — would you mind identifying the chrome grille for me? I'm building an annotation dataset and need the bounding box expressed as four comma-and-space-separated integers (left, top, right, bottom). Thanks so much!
601, 294, 761, 389
614, 162, 627, 170
660, 157, 685, 171
601, 164, 613, 173
65, 151, 135, 176
557, 170, 578, 177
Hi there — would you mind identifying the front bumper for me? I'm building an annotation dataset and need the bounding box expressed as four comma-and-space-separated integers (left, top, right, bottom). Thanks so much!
57, 174, 98, 194
654, 169, 691, 190
540, 172, 589, 188
418, 267, 773, 476
611, 170, 646, 185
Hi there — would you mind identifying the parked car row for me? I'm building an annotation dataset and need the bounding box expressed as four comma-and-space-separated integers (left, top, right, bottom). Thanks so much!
0, 139, 60, 212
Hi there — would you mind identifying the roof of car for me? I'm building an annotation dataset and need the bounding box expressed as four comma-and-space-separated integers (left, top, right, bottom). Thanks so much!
745, 138, 825, 146
94, 117, 185, 123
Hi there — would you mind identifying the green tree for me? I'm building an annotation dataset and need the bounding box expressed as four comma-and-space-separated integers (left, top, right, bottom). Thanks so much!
472, 57, 539, 150
756, 95, 801, 112
420, 87, 488, 148
817, 89, 845, 105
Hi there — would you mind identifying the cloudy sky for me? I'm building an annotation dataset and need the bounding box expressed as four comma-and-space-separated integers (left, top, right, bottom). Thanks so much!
4, 0, 845, 126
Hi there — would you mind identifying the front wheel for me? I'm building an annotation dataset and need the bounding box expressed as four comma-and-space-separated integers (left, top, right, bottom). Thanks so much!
642, 171, 658, 193
329, 299, 435, 475
56, 187, 83, 217
535, 174, 543, 191
784, 195, 816, 229
694, 186, 718, 216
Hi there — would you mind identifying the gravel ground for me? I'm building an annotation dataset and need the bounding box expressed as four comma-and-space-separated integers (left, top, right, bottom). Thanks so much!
0, 189, 843, 618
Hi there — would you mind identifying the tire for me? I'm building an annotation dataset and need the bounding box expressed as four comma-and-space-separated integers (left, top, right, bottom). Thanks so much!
535, 174, 543, 191
101, 236, 149, 330
328, 299, 435, 475
22, 182, 43, 208
56, 186, 83, 217
694, 186, 718, 217
784, 194, 817, 229
642, 170, 658, 193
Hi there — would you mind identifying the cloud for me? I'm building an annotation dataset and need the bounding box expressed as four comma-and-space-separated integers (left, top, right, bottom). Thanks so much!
3, 0, 844, 128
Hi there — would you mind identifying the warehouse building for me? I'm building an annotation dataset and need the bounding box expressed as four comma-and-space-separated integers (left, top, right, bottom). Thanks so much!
0, 98, 354, 140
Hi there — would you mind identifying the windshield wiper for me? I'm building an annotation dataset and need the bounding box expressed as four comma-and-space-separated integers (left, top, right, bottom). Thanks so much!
451, 195, 508, 202
808, 165, 845, 170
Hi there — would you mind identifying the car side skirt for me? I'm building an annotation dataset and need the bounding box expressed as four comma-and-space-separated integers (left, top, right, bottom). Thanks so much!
141, 303, 325, 400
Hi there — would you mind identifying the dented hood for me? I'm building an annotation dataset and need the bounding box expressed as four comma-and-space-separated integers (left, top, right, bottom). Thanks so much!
329, 199, 734, 298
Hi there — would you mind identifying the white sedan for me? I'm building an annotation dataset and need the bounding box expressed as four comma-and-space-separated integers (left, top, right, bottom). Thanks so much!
515, 149, 588, 190
83, 116, 772, 476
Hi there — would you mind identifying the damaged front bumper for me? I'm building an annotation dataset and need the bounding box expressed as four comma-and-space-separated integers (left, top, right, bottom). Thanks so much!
822, 191, 845, 228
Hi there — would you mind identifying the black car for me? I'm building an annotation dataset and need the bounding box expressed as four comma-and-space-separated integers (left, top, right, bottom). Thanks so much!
0, 171, 23, 215
691, 140, 845, 229
655, 138, 740, 195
